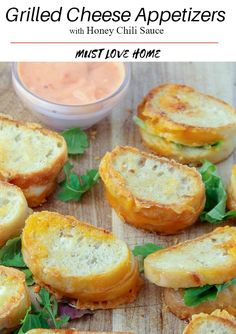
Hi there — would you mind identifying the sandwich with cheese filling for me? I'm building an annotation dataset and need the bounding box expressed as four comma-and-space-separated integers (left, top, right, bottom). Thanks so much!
135, 84, 236, 165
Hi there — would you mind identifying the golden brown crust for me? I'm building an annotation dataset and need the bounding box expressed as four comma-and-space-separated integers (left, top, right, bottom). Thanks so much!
164, 287, 236, 320
227, 165, 236, 211
0, 114, 67, 207
34, 260, 143, 310
137, 83, 236, 146
99, 146, 205, 234
0, 181, 31, 246
0, 266, 30, 333
183, 310, 236, 333
22, 211, 142, 310
144, 226, 236, 288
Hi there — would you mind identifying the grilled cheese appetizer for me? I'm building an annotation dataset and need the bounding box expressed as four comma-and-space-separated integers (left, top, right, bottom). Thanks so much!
0, 181, 31, 246
22, 211, 142, 310
0, 114, 67, 207
136, 84, 236, 165
164, 286, 236, 320
99, 146, 205, 234
0, 266, 30, 333
144, 226, 236, 320
182, 310, 236, 334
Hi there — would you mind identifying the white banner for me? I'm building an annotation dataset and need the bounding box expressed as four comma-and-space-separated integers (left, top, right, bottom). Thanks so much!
0, 0, 235, 61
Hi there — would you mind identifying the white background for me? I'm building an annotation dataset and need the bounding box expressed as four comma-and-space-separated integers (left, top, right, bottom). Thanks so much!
0, 0, 235, 61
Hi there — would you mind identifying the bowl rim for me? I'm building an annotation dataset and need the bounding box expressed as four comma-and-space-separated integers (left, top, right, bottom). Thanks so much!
12, 62, 131, 111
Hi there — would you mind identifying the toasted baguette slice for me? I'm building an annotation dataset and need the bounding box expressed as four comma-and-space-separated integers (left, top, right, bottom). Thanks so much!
27, 330, 134, 334
164, 286, 236, 320
137, 84, 236, 164
227, 165, 236, 211
183, 310, 236, 334
0, 266, 30, 333
0, 181, 31, 246
0, 114, 67, 207
99, 146, 205, 234
144, 226, 236, 288
22, 211, 142, 309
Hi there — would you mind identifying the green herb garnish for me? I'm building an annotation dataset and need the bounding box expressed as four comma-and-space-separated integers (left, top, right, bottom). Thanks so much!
15, 288, 70, 333
184, 277, 236, 307
199, 160, 236, 223
0, 237, 34, 286
133, 116, 148, 130
132, 243, 162, 273
0, 237, 25, 267
132, 243, 162, 257
57, 161, 99, 202
132, 241, 236, 307
62, 128, 88, 155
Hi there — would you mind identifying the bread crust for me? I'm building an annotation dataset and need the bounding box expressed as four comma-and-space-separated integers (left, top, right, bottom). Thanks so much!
144, 226, 236, 288
164, 287, 236, 320
0, 266, 30, 333
99, 146, 205, 234
137, 84, 236, 164
138, 84, 236, 146
22, 211, 142, 309
0, 114, 67, 207
227, 165, 236, 211
182, 310, 236, 333
0, 181, 31, 246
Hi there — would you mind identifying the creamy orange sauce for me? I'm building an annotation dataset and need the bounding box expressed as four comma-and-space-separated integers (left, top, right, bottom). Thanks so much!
18, 62, 125, 106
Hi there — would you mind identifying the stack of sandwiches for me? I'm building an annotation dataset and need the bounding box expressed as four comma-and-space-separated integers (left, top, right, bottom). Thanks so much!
144, 226, 236, 321
136, 83, 236, 165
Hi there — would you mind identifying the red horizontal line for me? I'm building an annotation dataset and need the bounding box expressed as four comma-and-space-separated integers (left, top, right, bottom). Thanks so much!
10, 41, 219, 45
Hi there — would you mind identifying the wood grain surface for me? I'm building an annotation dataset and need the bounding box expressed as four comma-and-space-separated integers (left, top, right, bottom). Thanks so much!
0, 62, 236, 334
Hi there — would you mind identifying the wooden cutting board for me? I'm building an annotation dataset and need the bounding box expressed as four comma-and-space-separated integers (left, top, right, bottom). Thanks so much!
0, 62, 236, 334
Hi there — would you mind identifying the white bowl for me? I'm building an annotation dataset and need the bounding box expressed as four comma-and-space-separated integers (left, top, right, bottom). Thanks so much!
12, 63, 130, 130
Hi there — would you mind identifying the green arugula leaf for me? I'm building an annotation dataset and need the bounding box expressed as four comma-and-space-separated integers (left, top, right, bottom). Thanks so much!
0, 237, 35, 286
15, 289, 70, 333
184, 285, 219, 307
37, 288, 70, 329
199, 161, 236, 223
133, 116, 148, 130
0, 236, 25, 267
62, 128, 88, 155
22, 268, 34, 286
14, 307, 49, 334
132, 243, 163, 257
184, 277, 236, 307
132, 243, 162, 273
57, 162, 99, 202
